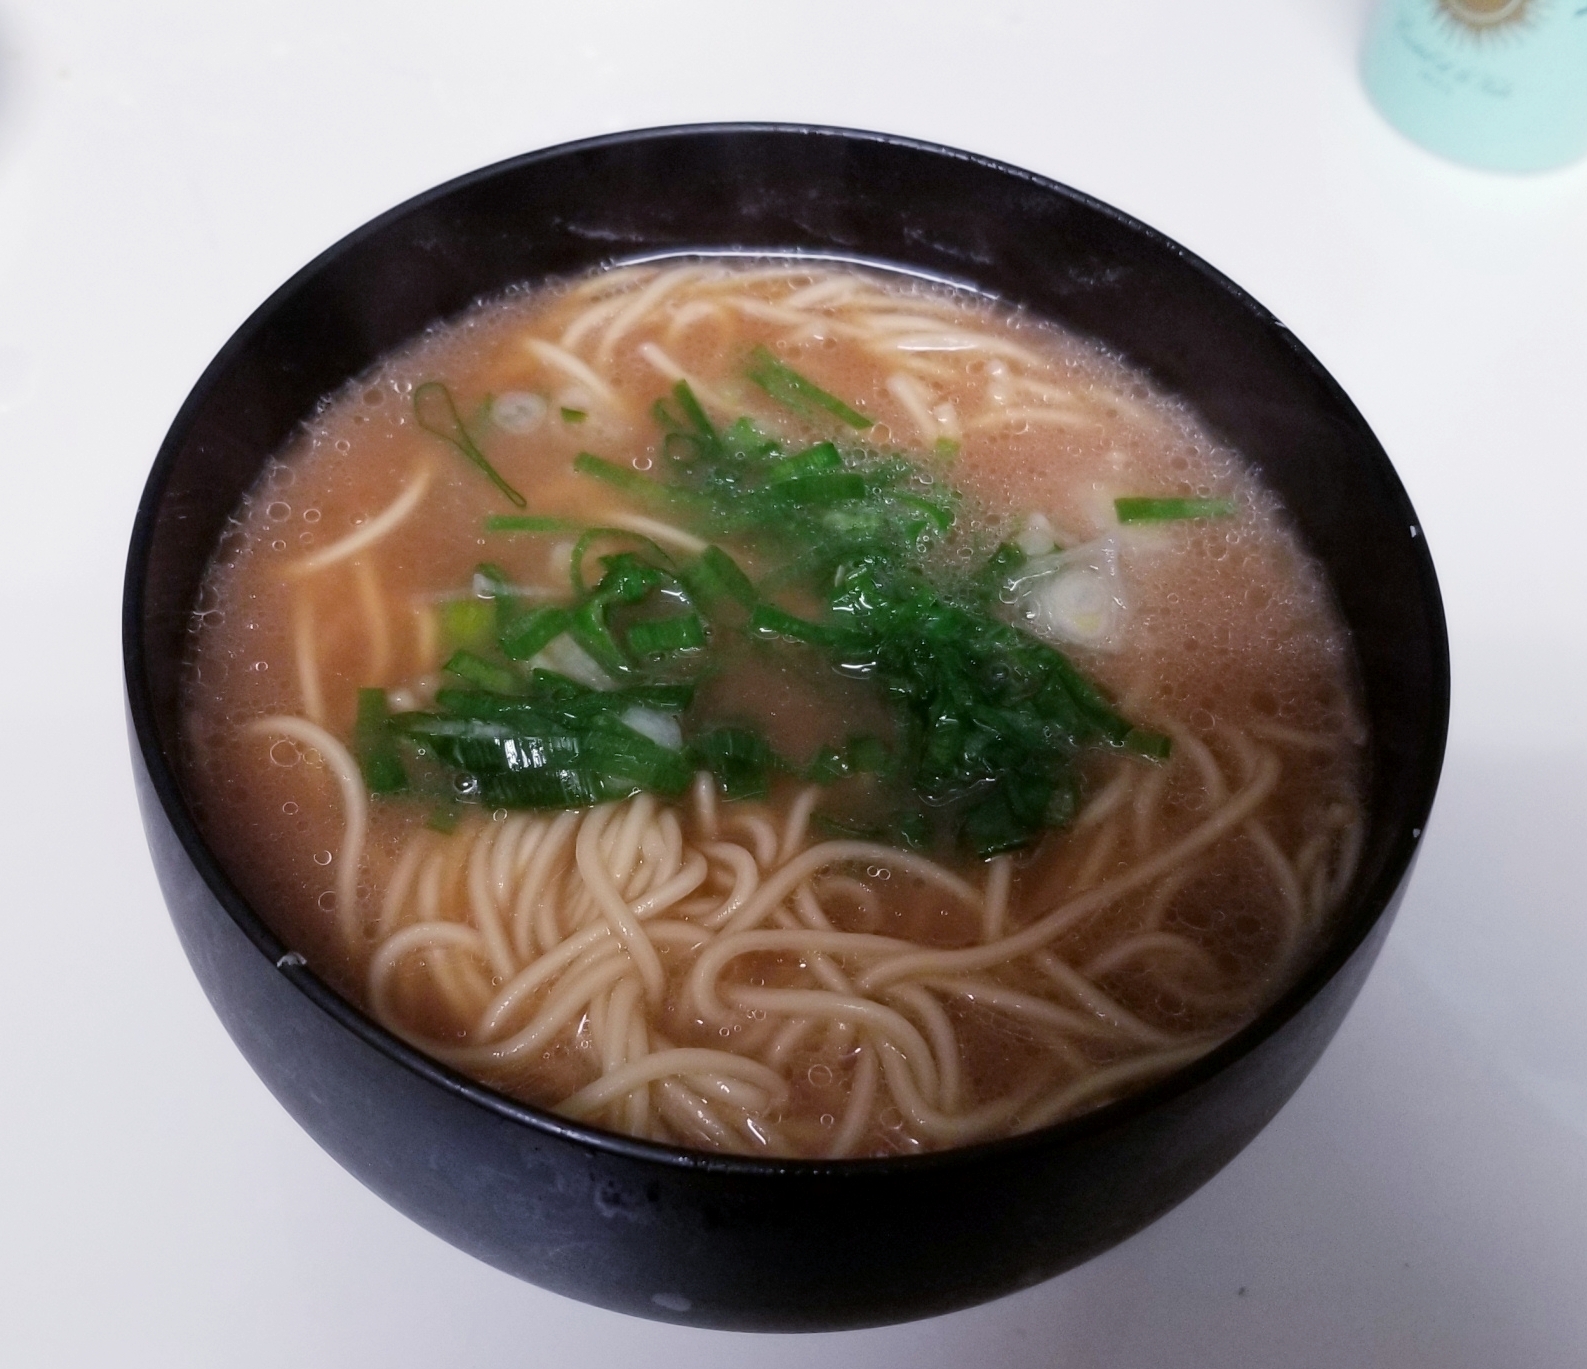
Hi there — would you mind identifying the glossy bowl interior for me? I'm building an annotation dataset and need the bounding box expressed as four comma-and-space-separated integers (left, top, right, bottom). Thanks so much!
124, 124, 1448, 1331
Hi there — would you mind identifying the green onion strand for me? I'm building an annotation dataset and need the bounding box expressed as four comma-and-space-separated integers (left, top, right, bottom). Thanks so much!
413, 381, 526, 508
485, 514, 581, 533
1114, 496, 1235, 523
745, 346, 874, 428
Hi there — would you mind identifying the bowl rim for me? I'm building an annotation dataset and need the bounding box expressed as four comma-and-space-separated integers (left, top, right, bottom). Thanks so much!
124, 120, 1451, 1179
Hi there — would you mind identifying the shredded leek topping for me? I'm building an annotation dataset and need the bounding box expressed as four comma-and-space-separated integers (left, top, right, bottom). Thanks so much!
1115, 496, 1234, 523
373, 361, 1174, 857
484, 514, 580, 533
746, 345, 874, 429
413, 382, 527, 508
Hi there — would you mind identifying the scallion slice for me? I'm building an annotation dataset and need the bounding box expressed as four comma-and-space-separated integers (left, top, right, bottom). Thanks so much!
442, 649, 520, 695
625, 614, 707, 657
748, 602, 859, 651
678, 545, 758, 611
573, 450, 713, 520
500, 606, 573, 661
1114, 496, 1234, 523
440, 599, 494, 651
413, 381, 527, 508
746, 346, 873, 429
567, 530, 671, 598
485, 514, 580, 533
690, 727, 783, 801
354, 689, 407, 794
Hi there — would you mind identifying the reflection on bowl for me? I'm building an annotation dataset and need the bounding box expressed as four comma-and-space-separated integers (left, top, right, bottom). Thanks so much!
123, 124, 1448, 1331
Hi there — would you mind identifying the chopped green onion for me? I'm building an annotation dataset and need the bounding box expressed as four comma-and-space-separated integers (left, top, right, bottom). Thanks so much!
572, 450, 653, 495
442, 649, 520, 695
933, 437, 960, 460
500, 605, 573, 661
485, 514, 581, 533
589, 719, 693, 795
385, 376, 1170, 852
521, 671, 585, 702
618, 683, 695, 713
596, 552, 668, 604
1114, 496, 1235, 523
354, 689, 407, 794
389, 671, 706, 812
891, 492, 956, 535
571, 533, 669, 596
767, 472, 869, 507
440, 599, 494, 651
567, 602, 630, 678
625, 614, 706, 657
560, 407, 587, 423
472, 561, 522, 635
745, 346, 873, 429
974, 542, 1028, 600
960, 768, 1060, 858
768, 441, 844, 482
478, 768, 621, 809
667, 380, 717, 442
431, 687, 552, 720
677, 544, 759, 611
413, 381, 526, 508
748, 603, 859, 651
573, 450, 713, 519
691, 727, 783, 800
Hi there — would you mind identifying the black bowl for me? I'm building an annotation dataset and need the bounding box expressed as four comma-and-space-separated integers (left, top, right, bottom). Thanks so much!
123, 124, 1448, 1331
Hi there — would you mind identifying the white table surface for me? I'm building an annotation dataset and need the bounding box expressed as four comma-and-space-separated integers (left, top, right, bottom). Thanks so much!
3, 2, 1585, 1364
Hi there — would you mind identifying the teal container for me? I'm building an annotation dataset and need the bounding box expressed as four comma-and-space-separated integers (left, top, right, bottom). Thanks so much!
1363, 0, 1587, 172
